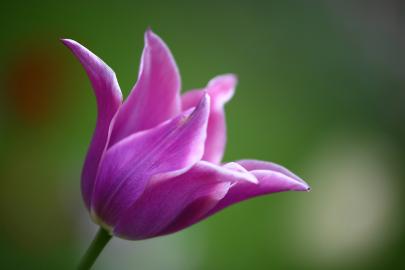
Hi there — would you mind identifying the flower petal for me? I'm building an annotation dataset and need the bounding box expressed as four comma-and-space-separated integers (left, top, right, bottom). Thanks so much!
157, 162, 259, 236
153, 161, 309, 236
113, 161, 242, 239
236, 159, 308, 185
91, 94, 210, 228
109, 29, 181, 146
208, 160, 310, 214
182, 74, 237, 164
61, 39, 123, 209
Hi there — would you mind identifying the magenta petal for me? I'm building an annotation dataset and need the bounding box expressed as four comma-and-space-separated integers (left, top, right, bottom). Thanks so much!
109, 30, 181, 146
113, 161, 241, 239
208, 160, 310, 214
91, 95, 210, 228
113, 160, 309, 239
61, 39, 123, 209
237, 159, 308, 186
182, 74, 237, 164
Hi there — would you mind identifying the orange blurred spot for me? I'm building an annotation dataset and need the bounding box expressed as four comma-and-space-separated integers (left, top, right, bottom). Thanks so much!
6, 42, 66, 125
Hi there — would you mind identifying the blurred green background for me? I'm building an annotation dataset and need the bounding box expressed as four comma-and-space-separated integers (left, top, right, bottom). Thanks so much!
1, 0, 404, 269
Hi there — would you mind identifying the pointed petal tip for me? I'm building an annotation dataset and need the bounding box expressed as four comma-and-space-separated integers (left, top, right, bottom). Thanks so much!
187, 92, 210, 123
60, 38, 84, 51
144, 28, 159, 44
60, 37, 118, 78
60, 38, 75, 47
283, 173, 310, 192
211, 73, 238, 84
298, 175, 311, 191
282, 175, 310, 192
205, 74, 238, 105
145, 28, 152, 37
143, 29, 172, 55
296, 180, 311, 192
208, 73, 238, 88
196, 92, 210, 108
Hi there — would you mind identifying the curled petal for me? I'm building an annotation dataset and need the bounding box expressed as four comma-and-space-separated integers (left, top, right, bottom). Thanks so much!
109, 29, 181, 146
91, 95, 210, 228
114, 162, 230, 239
208, 160, 310, 214
182, 74, 237, 164
114, 161, 257, 239
61, 39, 123, 209
237, 159, 308, 186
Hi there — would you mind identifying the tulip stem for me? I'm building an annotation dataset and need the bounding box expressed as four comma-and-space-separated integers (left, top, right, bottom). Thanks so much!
78, 227, 112, 270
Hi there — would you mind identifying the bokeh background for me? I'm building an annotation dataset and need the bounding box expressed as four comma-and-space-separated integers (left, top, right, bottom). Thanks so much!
1, 0, 404, 269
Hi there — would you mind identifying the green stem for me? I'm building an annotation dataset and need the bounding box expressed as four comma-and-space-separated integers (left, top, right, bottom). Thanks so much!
78, 227, 112, 270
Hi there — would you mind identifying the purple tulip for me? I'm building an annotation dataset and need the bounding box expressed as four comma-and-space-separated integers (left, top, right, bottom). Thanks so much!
62, 30, 310, 241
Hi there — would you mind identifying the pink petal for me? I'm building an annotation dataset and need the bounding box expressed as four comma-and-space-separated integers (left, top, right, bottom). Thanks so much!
157, 162, 258, 236
109, 29, 181, 146
182, 74, 237, 164
157, 161, 308, 237
91, 95, 210, 228
208, 160, 310, 214
61, 39, 123, 209
113, 161, 242, 239
237, 159, 308, 186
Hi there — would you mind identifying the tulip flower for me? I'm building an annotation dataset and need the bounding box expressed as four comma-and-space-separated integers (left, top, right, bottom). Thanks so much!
62, 29, 309, 269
